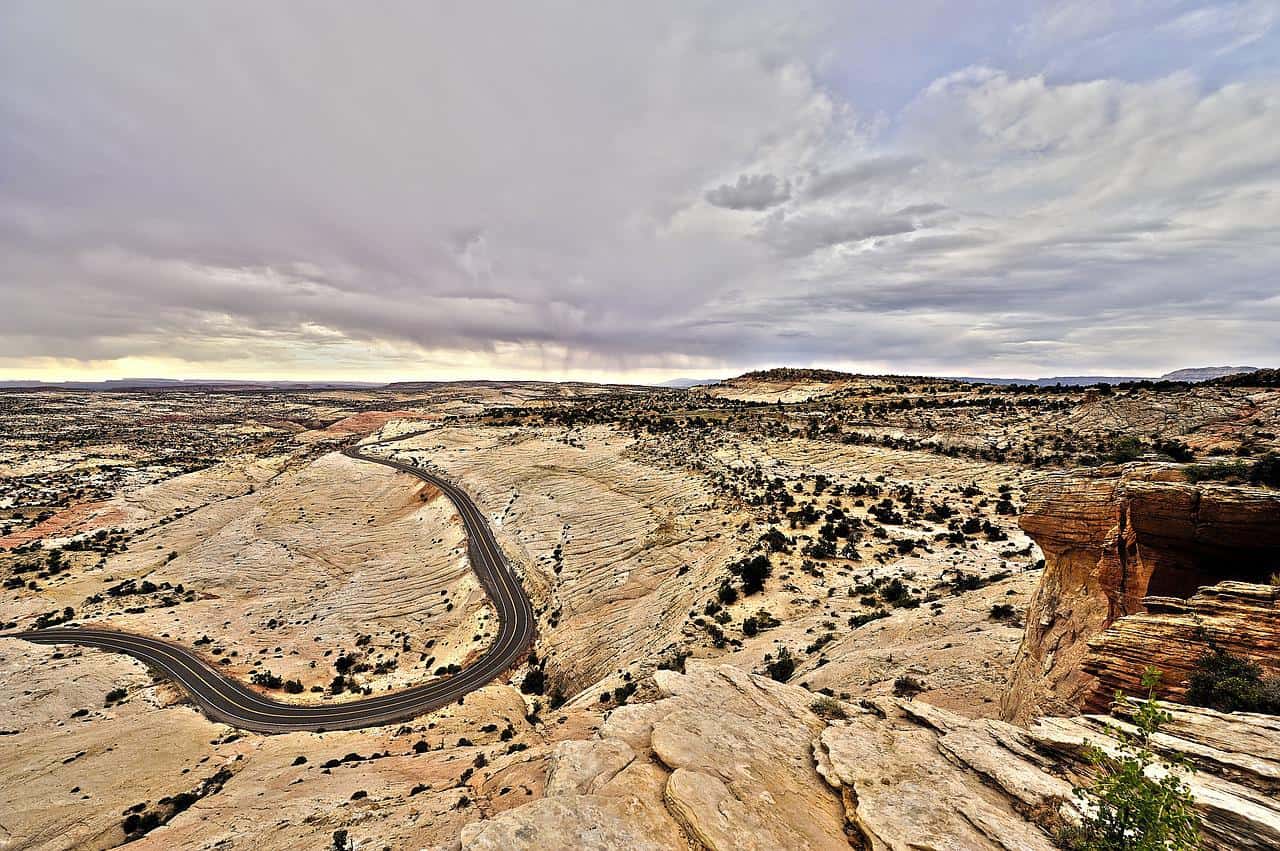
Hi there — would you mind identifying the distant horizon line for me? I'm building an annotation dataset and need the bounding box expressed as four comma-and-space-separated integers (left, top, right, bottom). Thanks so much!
0, 364, 1264, 390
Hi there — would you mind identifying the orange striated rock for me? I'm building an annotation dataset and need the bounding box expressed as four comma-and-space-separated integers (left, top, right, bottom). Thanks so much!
1083, 582, 1280, 711
1003, 466, 1280, 723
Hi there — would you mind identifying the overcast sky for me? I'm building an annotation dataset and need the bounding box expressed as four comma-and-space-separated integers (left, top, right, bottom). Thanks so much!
3, 2, 1279, 382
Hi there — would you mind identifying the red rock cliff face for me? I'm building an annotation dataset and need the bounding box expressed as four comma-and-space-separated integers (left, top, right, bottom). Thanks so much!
1002, 466, 1280, 724
1083, 582, 1279, 711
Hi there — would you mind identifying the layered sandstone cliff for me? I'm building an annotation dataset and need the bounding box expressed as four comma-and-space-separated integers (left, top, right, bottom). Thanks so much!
1004, 467, 1280, 722
1084, 582, 1280, 710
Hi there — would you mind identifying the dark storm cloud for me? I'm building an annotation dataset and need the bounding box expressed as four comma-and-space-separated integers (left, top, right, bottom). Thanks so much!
705, 174, 792, 210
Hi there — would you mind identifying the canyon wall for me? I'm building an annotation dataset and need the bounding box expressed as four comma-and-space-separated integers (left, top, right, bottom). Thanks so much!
1003, 466, 1280, 723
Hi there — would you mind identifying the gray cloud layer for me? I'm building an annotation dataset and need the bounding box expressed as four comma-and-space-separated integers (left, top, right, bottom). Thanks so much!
2, 1, 1279, 379
706, 174, 792, 210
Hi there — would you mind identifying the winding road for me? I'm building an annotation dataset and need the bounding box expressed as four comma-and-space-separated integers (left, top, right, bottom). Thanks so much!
11, 437, 536, 733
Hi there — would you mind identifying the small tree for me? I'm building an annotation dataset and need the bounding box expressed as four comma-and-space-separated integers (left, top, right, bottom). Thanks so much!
1064, 668, 1200, 850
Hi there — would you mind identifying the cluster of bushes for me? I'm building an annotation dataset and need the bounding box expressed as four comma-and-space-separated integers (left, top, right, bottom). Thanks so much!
1184, 452, 1280, 487
741, 610, 780, 637
764, 648, 795, 682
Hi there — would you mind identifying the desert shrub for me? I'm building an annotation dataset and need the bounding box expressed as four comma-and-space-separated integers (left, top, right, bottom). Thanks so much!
1106, 436, 1145, 463
520, 667, 546, 695
250, 670, 282, 689
892, 675, 925, 697
728, 554, 773, 594
1184, 646, 1280, 715
657, 650, 690, 673
849, 608, 889, 628
742, 610, 780, 637
810, 695, 847, 720
1184, 460, 1249, 482
1061, 668, 1200, 851
765, 648, 795, 682
1250, 452, 1280, 487
878, 577, 913, 606
1153, 439, 1194, 462
989, 603, 1017, 621
760, 527, 793, 553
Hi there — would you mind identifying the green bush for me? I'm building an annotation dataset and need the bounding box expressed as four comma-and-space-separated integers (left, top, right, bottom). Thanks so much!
1184, 646, 1280, 715
1184, 461, 1249, 482
1250, 452, 1280, 487
810, 695, 847, 720
1153, 439, 1194, 462
765, 648, 795, 682
1106, 436, 1145, 463
989, 603, 1017, 620
1062, 668, 1200, 851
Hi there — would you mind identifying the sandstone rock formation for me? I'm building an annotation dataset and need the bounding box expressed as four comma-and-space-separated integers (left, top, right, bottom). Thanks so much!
1084, 581, 1280, 710
462, 663, 852, 851
461, 662, 1280, 850
1004, 467, 1280, 722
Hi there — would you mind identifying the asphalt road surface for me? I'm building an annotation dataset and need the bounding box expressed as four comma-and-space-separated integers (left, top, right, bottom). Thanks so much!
11, 437, 535, 733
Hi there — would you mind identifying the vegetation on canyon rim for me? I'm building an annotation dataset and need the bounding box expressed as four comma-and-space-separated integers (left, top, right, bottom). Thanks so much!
1062, 668, 1200, 851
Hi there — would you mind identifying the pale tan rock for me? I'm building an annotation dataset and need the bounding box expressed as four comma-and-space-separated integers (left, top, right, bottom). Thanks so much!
545, 738, 636, 797
817, 693, 1280, 851
1083, 582, 1280, 710
460, 794, 690, 851
816, 701, 1061, 851
1026, 705, 1280, 850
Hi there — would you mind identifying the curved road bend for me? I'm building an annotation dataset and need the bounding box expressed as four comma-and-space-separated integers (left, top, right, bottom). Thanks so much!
11, 438, 535, 733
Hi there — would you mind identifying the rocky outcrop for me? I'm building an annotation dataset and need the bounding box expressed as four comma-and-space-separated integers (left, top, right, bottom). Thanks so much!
462, 663, 852, 850
460, 663, 1280, 850
1004, 468, 1280, 722
1026, 702, 1280, 850
1083, 582, 1280, 711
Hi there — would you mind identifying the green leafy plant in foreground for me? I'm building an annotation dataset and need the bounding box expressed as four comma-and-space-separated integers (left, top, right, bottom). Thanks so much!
1061, 668, 1200, 850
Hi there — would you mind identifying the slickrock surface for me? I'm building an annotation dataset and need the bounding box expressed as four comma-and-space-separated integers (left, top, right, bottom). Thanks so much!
1028, 703, 1280, 850
1063, 388, 1280, 455
7, 381, 1279, 850
376, 425, 749, 691
0, 640, 221, 851
460, 662, 1280, 851
0, 636, 600, 851
115, 451, 495, 698
818, 695, 1280, 851
1004, 467, 1280, 722
1083, 582, 1280, 710
462, 663, 850, 851
13, 451, 494, 699
704, 372, 869, 403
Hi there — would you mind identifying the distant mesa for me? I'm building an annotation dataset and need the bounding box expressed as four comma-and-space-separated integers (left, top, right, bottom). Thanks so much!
952, 365, 1261, 387
1160, 365, 1259, 382
0, 365, 1264, 393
